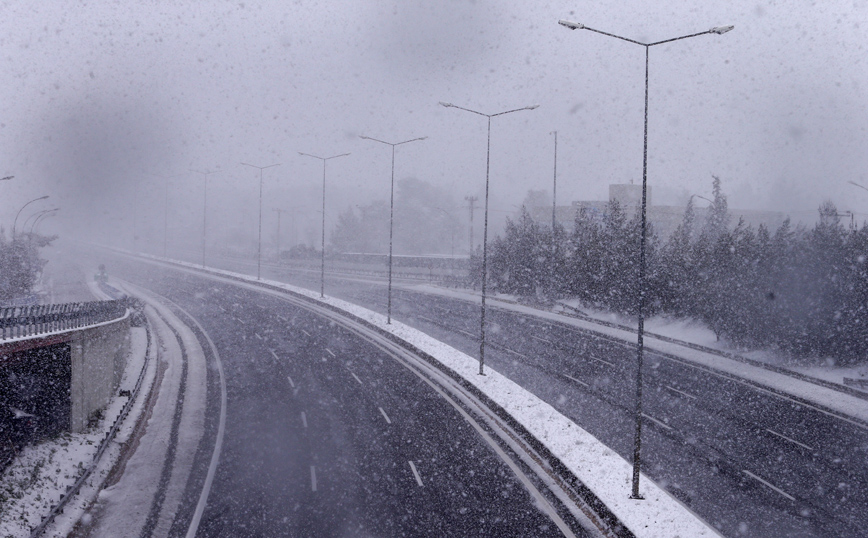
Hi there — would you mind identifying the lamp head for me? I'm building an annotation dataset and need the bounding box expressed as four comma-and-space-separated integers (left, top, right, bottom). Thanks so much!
710, 25, 734, 35
439, 102, 454, 108
1, 176, 13, 181
526, 105, 540, 110
558, 20, 584, 30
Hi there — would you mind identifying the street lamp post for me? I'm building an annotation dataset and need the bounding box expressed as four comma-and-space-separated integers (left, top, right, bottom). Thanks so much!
360, 135, 427, 324
241, 162, 281, 280
144, 172, 181, 258
23, 208, 58, 235
190, 169, 222, 268
13, 196, 49, 237
30, 209, 59, 235
298, 152, 350, 298
273, 208, 286, 261
440, 101, 538, 375
551, 130, 559, 295
559, 18, 733, 499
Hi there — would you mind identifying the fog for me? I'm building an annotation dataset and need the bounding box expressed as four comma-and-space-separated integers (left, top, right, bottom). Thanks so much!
1, 1, 866, 252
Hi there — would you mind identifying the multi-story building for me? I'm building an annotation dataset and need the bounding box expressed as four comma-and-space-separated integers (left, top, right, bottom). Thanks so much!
529, 184, 787, 240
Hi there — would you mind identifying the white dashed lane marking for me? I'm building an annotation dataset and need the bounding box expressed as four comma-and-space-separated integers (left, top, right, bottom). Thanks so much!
765, 428, 814, 451
408, 461, 423, 487
742, 470, 795, 501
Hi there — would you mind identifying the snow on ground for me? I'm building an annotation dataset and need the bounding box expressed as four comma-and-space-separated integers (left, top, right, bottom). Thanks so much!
555, 297, 868, 388
156, 256, 722, 538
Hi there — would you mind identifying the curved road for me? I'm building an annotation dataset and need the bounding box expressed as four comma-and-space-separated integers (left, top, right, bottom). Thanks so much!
99, 254, 595, 537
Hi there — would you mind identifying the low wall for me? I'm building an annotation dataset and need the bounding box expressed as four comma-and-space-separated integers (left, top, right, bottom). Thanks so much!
68, 316, 130, 432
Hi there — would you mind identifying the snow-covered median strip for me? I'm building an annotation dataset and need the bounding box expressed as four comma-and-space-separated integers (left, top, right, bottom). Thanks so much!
156, 256, 721, 538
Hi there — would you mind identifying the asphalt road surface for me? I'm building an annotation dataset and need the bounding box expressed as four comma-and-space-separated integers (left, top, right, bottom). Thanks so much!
103, 254, 593, 538
199, 254, 868, 538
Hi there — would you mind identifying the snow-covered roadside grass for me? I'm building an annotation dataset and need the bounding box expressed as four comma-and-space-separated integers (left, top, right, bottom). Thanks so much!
0, 325, 150, 538
155, 256, 722, 538
553, 297, 868, 389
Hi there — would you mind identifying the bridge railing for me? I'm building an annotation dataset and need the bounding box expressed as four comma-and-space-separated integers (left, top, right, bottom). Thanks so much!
0, 300, 127, 340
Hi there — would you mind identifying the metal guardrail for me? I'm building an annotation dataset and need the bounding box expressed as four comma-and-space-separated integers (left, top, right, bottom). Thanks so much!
0, 300, 127, 340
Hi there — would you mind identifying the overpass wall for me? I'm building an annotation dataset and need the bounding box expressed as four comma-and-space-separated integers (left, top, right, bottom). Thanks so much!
68, 316, 130, 432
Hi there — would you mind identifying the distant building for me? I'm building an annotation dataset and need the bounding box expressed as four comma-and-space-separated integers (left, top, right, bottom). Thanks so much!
528, 183, 786, 239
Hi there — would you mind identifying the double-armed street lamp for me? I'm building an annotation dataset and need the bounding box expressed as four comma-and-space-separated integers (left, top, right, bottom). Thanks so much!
241, 162, 281, 280
559, 17, 733, 499
13, 196, 49, 237
360, 135, 428, 324
440, 101, 538, 375
298, 152, 350, 298
190, 169, 223, 268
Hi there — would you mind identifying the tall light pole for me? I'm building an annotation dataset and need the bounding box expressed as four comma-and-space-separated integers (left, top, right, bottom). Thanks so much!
551, 130, 559, 296
559, 17, 733, 500
190, 169, 222, 268
299, 152, 350, 297
241, 162, 281, 280
440, 101, 538, 374
30, 209, 59, 235
360, 135, 427, 324
144, 172, 181, 258
13, 196, 49, 237
273, 208, 286, 261
23, 208, 58, 235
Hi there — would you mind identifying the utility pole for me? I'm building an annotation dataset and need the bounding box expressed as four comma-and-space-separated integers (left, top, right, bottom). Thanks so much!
465, 195, 479, 253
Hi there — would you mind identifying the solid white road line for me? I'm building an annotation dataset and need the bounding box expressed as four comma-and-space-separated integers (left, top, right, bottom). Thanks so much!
642, 413, 673, 431
765, 428, 814, 451
287, 376, 295, 388
664, 385, 697, 400
310, 466, 317, 492
325, 348, 336, 357
408, 461, 423, 487
562, 373, 589, 388
742, 470, 795, 501
301, 411, 308, 428
378, 407, 392, 424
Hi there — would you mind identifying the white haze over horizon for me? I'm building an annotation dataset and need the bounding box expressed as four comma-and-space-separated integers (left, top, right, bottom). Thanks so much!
0, 0, 866, 251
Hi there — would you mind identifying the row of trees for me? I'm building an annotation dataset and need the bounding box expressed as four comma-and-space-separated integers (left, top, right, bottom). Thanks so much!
482, 178, 868, 365
330, 178, 461, 255
0, 232, 53, 303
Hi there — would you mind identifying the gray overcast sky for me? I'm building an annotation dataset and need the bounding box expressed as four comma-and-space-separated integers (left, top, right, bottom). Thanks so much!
1, 0, 866, 242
